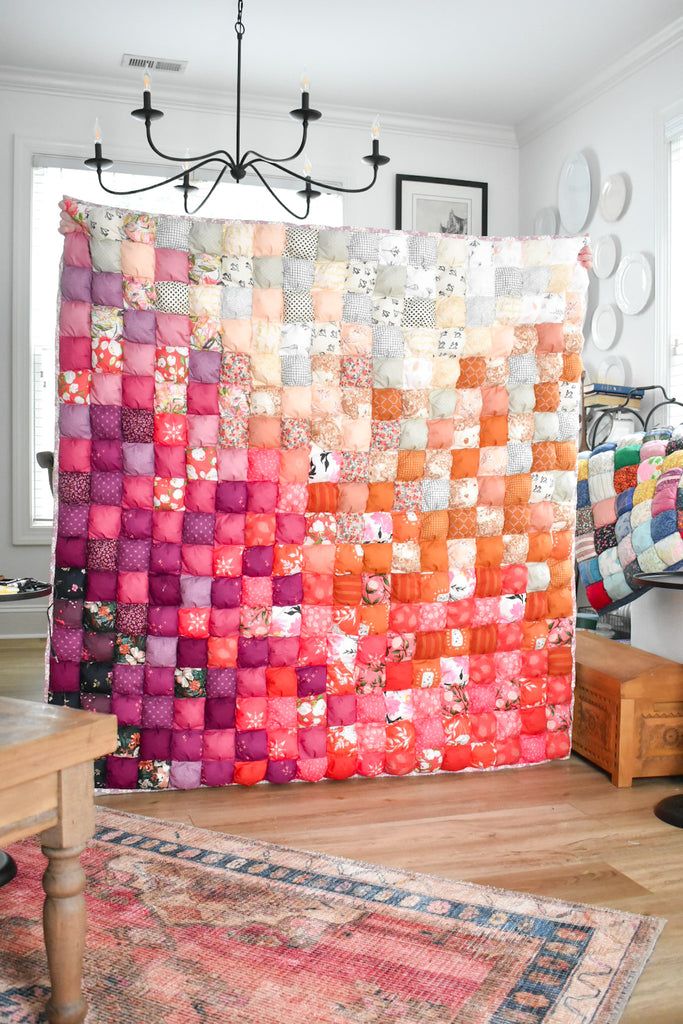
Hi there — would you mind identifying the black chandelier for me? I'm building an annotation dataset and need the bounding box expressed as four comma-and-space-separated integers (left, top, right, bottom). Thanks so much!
85, 0, 389, 219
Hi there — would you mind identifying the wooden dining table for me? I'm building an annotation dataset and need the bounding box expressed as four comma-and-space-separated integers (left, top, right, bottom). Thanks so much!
0, 697, 117, 1024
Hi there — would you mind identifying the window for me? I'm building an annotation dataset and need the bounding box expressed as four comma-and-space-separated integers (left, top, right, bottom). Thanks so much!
669, 131, 683, 417
28, 161, 344, 528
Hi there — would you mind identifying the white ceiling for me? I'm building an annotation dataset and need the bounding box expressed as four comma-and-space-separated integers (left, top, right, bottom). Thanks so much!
0, 0, 682, 125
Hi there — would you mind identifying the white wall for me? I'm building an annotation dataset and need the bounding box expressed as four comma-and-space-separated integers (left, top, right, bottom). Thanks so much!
0, 73, 519, 635
518, 38, 683, 389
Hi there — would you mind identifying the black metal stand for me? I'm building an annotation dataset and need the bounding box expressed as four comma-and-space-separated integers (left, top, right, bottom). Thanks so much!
0, 851, 17, 887
654, 796, 683, 829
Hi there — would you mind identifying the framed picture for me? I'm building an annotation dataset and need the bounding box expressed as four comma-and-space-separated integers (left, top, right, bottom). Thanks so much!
395, 174, 488, 235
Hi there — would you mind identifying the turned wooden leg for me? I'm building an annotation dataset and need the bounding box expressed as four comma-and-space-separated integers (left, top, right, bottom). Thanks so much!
41, 843, 87, 1024
40, 762, 94, 1024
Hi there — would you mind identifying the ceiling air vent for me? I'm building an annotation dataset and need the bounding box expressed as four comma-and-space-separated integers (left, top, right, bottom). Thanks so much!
121, 54, 188, 74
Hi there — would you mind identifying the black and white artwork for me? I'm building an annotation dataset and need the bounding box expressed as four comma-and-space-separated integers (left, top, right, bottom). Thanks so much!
396, 175, 488, 235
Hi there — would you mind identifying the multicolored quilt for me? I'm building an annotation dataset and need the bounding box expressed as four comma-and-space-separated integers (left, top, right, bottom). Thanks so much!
576, 426, 683, 612
48, 197, 588, 790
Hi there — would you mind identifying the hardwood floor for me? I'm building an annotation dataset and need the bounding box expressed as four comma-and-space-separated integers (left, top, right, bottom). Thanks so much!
3, 637, 682, 1022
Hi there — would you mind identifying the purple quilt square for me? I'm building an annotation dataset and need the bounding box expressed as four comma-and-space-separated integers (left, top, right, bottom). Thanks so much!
59, 472, 90, 507
216, 481, 248, 513
58, 504, 89, 538
177, 637, 208, 667
140, 727, 172, 759
170, 761, 202, 789
235, 729, 267, 762
189, 349, 221, 384
122, 508, 153, 539
106, 756, 139, 789
266, 760, 296, 784
144, 666, 175, 696
87, 538, 118, 573
145, 635, 178, 667
206, 668, 237, 698
296, 665, 327, 696
123, 442, 155, 476
112, 693, 143, 726
272, 574, 303, 606
123, 308, 156, 345
53, 599, 84, 630
60, 403, 91, 439
237, 637, 268, 668
170, 729, 204, 762
204, 698, 236, 730
49, 659, 80, 692
91, 470, 124, 507
327, 694, 357, 727
141, 696, 174, 729
92, 272, 123, 307
61, 265, 92, 303
85, 570, 117, 602
90, 405, 122, 440
83, 632, 115, 663
182, 511, 216, 546
118, 538, 151, 572
55, 536, 87, 568
112, 665, 144, 695
201, 761, 234, 786
150, 543, 182, 576
149, 574, 181, 607
147, 605, 179, 637
180, 575, 212, 607
242, 545, 274, 577
211, 577, 241, 608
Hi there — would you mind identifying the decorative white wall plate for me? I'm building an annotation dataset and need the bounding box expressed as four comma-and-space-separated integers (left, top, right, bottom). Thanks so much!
591, 303, 620, 350
558, 152, 591, 233
599, 173, 628, 221
592, 234, 618, 279
598, 354, 628, 386
614, 253, 653, 315
533, 207, 559, 235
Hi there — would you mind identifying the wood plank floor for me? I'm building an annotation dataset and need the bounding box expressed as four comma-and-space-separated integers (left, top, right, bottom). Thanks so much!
3, 638, 682, 1022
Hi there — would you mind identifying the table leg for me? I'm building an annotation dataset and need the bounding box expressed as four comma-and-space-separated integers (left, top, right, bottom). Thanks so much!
41, 842, 87, 1024
40, 762, 94, 1024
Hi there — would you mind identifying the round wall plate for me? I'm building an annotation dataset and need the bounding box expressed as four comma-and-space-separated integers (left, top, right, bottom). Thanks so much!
615, 253, 653, 315
598, 354, 628, 386
599, 173, 628, 221
558, 152, 591, 233
534, 207, 559, 235
591, 303, 620, 350
592, 234, 618, 278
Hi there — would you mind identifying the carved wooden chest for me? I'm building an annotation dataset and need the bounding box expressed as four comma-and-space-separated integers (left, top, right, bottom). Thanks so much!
573, 630, 683, 787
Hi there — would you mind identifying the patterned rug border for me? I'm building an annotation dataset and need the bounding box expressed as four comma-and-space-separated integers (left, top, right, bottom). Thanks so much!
90, 806, 665, 1024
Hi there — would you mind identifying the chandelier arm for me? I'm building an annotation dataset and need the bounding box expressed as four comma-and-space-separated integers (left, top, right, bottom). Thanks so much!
144, 120, 236, 169
183, 163, 231, 215
93, 157, 230, 197
254, 159, 379, 195
250, 164, 311, 221
240, 121, 309, 168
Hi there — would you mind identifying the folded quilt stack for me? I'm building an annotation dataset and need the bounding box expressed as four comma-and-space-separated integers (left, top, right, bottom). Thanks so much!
49, 197, 588, 790
576, 426, 683, 611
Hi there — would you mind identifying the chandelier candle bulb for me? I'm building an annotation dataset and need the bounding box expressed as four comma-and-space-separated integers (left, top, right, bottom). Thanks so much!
371, 117, 381, 140
303, 157, 312, 179
93, 117, 102, 144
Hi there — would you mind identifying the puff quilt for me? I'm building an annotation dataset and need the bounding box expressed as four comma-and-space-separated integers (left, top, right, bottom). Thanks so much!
48, 197, 588, 790
576, 426, 683, 613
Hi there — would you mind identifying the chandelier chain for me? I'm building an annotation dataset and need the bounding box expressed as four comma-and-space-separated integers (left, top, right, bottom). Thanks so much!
235, 0, 245, 37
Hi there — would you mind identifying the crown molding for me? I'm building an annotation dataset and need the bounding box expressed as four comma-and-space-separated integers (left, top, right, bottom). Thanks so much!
517, 15, 683, 145
0, 64, 517, 149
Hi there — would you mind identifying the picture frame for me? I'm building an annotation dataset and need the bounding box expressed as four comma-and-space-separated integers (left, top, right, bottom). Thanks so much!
395, 174, 488, 236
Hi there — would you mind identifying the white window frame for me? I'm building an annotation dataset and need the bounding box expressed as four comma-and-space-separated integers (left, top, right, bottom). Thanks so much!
654, 100, 683, 398
12, 133, 343, 544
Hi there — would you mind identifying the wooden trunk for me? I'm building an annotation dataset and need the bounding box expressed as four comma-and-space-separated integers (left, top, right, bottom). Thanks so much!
573, 630, 683, 787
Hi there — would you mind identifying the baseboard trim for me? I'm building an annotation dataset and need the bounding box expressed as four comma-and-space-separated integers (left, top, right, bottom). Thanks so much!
0, 600, 49, 640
